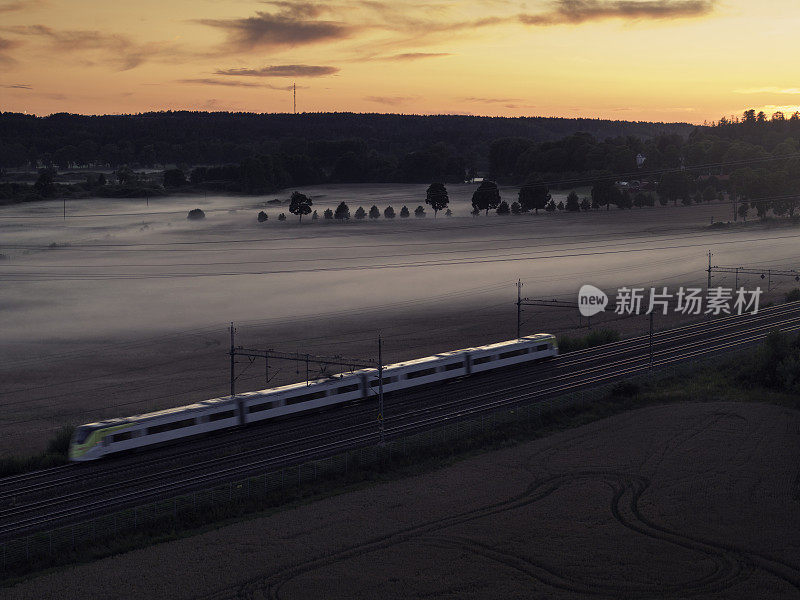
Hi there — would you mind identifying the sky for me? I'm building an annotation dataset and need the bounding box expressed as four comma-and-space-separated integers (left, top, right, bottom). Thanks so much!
1, 0, 799, 123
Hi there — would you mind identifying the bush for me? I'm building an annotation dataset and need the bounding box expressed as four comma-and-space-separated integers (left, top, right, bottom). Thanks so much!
187, 208, 205, 220
278, 213, 286, 221
786, 289, 800, 302
558, 329, 620, 353
257, 211, 268, 222
46, 425, 75, 456
414, 205, 426, 218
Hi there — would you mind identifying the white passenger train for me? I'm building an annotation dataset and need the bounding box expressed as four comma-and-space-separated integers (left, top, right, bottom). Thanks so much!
69, 334, 557, 461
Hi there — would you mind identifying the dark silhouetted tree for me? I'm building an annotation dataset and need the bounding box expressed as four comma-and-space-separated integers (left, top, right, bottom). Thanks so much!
518, 178, 549, 213
471, 180, 501, 215
545, 199, 556, 212
312, 210, 319, 220
34, 168, 56, 197
566, 191, 580, 212
163, 168, 186, 188
187, 208, 205, 220
369, 205, 380, 219
400, 205, 410, 218
414, 205, 426, 218
257, 211, 268, 222
335, 201, 350, 220
354, 206, 366, 219
510, 201, 522, 215
324, 208, 333, 219
384, 206, 396, 219
496, 201, 510, 215
445, 208, 453, 217
278, 212, 286, 221
289, 191, 313, 222
556, 200, 565, 211
425, 182, 449, 217
580, 197, 591, 211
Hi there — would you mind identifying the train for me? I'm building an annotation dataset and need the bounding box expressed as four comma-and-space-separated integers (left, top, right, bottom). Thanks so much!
68, 333, 558, 461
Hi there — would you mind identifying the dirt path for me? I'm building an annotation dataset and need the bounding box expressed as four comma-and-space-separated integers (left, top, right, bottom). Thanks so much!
7, 401, 800, 599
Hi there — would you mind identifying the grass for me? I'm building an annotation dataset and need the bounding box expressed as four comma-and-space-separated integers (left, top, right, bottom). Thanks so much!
0, 426, 73, 478
3, 347, 799, 583
558, 328, 620, 353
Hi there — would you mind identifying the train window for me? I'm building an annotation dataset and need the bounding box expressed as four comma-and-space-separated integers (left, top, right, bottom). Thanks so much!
336, 383, 360, 394
286, 390, 328, 405
407, 367, 437, 379
472, 356, 494, 365
209, 410, 236, 421
537, 344, 549, 351
110, 431, 133, 443
499, 349, 526, 359
249, 401, 279, 413
369, 376, 394, 387
73, 426, 96, 444
444, 362, 464, 371
146, 418, 196, 435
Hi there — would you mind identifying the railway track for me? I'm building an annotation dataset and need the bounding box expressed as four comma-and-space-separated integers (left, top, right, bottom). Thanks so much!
1, 302, 799, 539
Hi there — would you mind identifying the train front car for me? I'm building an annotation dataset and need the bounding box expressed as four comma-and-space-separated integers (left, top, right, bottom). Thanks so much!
68, 420, 131, 461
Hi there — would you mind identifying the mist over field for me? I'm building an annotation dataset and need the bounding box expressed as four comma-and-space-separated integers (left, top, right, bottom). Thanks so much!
2, 184, 799, 346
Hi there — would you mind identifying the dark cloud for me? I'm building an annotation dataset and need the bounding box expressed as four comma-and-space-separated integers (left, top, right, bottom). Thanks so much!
7, 25, 183, 70
178, 78, 300, 91
214, 64, 338, 77
198, 11, 352, 51
1, 83, 30, 89
519, 0, 716, 25
365, 95, 415, 105
0, 35, 21, 66
378, 52, 451, 61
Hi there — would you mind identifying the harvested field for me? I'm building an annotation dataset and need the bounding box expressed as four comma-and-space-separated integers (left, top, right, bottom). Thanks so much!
7, 401, 800, 599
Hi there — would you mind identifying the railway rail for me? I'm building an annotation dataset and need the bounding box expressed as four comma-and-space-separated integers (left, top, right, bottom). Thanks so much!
1, 301, 799, 539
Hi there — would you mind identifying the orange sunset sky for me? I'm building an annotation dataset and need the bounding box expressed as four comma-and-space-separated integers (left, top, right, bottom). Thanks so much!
0, 0, 798, 123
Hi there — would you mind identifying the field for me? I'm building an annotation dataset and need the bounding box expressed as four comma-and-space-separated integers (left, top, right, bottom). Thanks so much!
1, 184, 799, 455
5, 400, 799, 599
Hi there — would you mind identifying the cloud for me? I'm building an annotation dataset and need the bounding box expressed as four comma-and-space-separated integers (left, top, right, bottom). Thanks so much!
214, 64, 338, 77
377, 52, 451, 61
0, 0, 45, 13
198, 10, 352, 51
260, 1, 326, 19
519, 0, 716, 25
7, 25, 184, 70
734, 87, 800, 95
365, 95, 416, 105
178, 78, 300, 91
463, 96, 525, 104
1, 83, 30, 89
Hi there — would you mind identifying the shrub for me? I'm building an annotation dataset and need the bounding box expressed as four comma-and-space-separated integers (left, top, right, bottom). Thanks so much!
384, 206, 396, 219
558, 329, 620, 353
257, 211, 268, 222
324, 208, 333, 219
278, 213, 286, 221
786, 289, 800, 302
187, 208, 205, 220
414, 205, 426, 218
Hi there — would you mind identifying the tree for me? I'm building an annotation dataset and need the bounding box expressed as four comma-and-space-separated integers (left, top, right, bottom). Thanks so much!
163, 168, 186, 188
334, 201, 350, 220
565, 191, 580, 212
556, 200, 565, 211
591, 177, 620, 211
257, 211, 268, 222
278, 212, 286, 221
354, 206, 366, 219
633, 192, 647, 208
289, 191, 313, 222
400, 205, 410, 218
471, 206, 480, 217
580, 197, 591, 211
471, 180, 501, 215
414, 205, 426, 218
545, 199, 556, 212
34, 168, 56, 197
97, 173, 106, 186
369, 205, 380, 219
312, 210, 319, 220
510, 201, 522, 215
658, 170, 692, 206
187, 208, 205, 220
738, 202, 749, 221
425, 182, 449, 217
518, 179, 549, 213
702, 185, 716, 203
384, 206, 396, 219
496, 201, 510, 215
324, 208, 334, 219
445, 208, 453, 217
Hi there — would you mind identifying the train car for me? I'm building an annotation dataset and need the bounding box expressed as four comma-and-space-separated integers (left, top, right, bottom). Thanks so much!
69, 333, 557, 461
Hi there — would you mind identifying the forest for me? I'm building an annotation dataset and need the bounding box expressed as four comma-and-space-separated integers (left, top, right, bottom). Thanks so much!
0, 109, 798, 217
